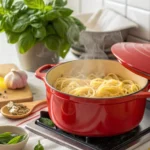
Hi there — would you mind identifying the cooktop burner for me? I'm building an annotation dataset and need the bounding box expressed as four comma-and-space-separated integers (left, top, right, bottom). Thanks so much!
26, 101, 150, 150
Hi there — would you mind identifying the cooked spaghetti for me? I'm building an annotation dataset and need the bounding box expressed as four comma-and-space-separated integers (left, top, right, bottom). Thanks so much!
53, 73, 140, 98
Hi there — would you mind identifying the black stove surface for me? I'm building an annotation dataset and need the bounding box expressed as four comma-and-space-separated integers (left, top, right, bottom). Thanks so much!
26, 101, 150, 150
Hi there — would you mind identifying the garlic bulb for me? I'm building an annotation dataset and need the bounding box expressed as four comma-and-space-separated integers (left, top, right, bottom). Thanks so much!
4, 69, 28, 90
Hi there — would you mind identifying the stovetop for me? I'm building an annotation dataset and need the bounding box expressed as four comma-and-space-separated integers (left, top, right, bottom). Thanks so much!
26, 101, 150, 150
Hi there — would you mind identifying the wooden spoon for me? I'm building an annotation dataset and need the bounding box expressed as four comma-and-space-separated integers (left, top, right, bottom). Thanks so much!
1, 99, 47, 119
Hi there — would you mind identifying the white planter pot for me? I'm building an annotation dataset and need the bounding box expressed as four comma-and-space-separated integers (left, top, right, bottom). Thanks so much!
16, 43, 59, 72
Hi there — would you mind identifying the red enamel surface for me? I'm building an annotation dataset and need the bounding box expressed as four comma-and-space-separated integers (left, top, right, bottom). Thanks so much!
111, 42, 150, 79
46, 85, 146, 136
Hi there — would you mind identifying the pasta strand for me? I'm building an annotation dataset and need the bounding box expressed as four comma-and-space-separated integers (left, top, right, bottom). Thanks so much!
54, 73, 140, 98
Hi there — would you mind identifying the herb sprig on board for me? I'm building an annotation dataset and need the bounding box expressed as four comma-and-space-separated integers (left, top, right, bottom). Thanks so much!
0, 0, 85, 58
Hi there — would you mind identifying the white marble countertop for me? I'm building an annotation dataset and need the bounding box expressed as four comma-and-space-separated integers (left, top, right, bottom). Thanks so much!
0, 33, 150, 150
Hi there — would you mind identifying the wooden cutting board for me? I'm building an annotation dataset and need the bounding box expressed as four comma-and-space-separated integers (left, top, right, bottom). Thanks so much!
0, 64, 33, 108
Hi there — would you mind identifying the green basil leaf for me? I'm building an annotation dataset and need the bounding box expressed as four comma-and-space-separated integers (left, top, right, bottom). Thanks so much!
46, 24, 56, 35
43, 10, 60, 21
19, 14, 29, 20
29, 15, 39, 22
0, 132, 13, 144
44, 35, 60, 51
67, 24, 80, 44
17, 135, 27, 143
0, 20, 3, 32
71, 17, 86, 31
0, 16, 5, 29
0, 24, 2, 32
27, 9, 37, 15
12, 22, 28, 33
29, 15, 41, 24
12, 5, 29, 17
0, 138, 12, 144
0, 7, 3, 14
8, 136, 22, 144
24, 0, 45, 10
53, 0, 67, 7
63, 17, 75, 27
32, 26, 46, 39
34, 10, 43, 16
6, 31, 20, 44
39, 118, 55, 127
59, 39, 70, 58
53, 18, 68, 38
18, 30, 36, 54
3, 16, 14, 31
31, 23, 43, 28
0, 133, 25, 145
44, 5, 52, 11
0, 132, 11, 138
58, 8, 73, 17
20, 135, 27, 141
0, 7, 5, 15
11, 1, 24, 11
2, 0, 14, 10
0, 140, 8, 144
12, 15, 29, 32
29, 14, 43, 28
34, 140, 44, 150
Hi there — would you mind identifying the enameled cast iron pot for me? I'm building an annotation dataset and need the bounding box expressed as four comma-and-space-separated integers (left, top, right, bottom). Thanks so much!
35, 60, 150, 137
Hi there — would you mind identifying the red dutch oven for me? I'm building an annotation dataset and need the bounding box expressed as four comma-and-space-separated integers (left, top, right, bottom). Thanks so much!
35, 42, 150, 137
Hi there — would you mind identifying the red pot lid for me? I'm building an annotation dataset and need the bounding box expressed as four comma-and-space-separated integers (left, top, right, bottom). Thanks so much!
111, 42, 150, 79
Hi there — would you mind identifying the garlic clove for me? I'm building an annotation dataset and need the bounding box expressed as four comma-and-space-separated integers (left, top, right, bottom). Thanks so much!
4, 69, 28, 90
12, 69, 28, 86
4, 72, 14, 89
13, 73, 22, 89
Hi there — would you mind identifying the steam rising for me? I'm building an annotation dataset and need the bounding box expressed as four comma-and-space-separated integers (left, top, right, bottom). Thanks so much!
64, 60, 106, 78
65, 28, 124, 77
79, 30, 123, 59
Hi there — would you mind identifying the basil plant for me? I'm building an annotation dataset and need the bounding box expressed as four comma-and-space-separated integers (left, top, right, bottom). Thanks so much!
0, 0, 85, 58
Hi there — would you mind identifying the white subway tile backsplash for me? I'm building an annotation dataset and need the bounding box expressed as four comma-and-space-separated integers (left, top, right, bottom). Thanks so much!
127, 35, 150, 43
81, 0, 103, 13
111, 0, 126, 4
127, 6, 150, 40
67, 0, 80, 14
104, 0, 126, 16
127, 0, 150, 10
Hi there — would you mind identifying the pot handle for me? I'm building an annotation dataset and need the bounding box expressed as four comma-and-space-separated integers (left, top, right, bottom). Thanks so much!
35, 64, 56, 80
133, 81, 150, 99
